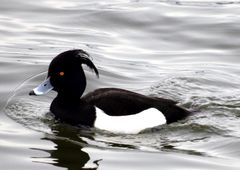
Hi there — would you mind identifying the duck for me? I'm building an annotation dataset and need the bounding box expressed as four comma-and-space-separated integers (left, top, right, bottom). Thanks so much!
29, 49, 190, 134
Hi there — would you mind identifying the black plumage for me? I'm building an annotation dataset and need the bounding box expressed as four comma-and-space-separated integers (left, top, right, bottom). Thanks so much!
30, 49, 191, 128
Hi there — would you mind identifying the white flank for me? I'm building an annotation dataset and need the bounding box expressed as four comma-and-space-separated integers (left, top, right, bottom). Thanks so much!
94, 107, 166, 134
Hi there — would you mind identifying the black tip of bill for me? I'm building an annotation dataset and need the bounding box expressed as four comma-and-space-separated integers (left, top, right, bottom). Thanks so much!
29, 90, 36, 96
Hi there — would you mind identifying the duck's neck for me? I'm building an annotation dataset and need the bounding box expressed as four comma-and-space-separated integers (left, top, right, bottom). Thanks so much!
55, 92, 82, 105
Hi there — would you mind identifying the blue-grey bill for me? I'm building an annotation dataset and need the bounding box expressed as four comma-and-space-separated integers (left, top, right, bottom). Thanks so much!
31, 77, 53, 95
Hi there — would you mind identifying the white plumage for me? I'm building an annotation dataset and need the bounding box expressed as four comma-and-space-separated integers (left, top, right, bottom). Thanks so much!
94, 107, 166, 134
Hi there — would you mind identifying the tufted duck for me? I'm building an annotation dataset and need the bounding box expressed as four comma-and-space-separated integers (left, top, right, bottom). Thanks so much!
29, 49, 190, 134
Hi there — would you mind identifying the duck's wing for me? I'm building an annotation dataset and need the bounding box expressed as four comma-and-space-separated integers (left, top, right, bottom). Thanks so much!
152, 96, 178, 105
82, 88, 191, 123
81, 88, 175, 116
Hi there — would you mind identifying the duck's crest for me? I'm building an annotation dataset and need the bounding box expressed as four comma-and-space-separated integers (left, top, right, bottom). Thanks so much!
74, 49, 99, 78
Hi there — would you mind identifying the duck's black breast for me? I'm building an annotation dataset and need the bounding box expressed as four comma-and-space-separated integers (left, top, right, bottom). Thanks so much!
82, 88, 190, 123
50, 97, 96, 126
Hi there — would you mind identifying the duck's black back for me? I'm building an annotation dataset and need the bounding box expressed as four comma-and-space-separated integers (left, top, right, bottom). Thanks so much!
82, 88, 190, 123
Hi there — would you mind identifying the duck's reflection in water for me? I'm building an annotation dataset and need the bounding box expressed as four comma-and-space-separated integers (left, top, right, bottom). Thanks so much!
34, 123, 100, 170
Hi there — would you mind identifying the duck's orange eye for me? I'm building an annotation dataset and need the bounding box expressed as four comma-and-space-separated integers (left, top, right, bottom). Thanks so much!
59, 72, 65, 76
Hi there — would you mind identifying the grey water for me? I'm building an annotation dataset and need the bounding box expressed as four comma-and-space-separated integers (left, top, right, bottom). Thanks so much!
1, 0, 240, 169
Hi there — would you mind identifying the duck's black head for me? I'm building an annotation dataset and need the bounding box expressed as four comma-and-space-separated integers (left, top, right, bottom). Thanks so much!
30, 49, 99, 98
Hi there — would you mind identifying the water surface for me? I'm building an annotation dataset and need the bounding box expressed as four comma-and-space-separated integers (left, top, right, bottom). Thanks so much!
1, 0, 240, 169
